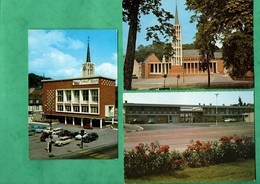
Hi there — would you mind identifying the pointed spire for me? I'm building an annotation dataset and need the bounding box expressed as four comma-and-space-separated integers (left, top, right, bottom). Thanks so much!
86, 37, 91, 63
175, 3, 179, 25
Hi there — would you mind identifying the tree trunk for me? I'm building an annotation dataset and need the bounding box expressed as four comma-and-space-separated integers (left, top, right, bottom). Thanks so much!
207, 60, 211, 88
124, 0, 140, 90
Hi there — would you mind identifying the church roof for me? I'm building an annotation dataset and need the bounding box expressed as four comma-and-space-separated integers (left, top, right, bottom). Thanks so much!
183, 49, 222, 58
143, 53, 161, 63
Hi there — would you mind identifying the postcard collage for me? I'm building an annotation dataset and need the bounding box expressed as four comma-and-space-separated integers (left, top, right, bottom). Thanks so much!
26, 0, 255, 183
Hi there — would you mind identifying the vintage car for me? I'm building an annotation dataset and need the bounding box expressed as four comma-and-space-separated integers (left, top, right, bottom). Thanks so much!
54, 136, 72, 146
82, 132, 99, 143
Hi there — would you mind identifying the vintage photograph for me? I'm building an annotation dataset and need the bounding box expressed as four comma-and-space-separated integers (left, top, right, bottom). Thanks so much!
124, 91, 255, 182
28, 29, 118, 159
123, 0, 253, 90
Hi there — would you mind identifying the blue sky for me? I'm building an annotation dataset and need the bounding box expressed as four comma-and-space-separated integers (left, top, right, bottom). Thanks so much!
123, 0, 197, 53
28, 29, 117, 80
124, 91, 254, 106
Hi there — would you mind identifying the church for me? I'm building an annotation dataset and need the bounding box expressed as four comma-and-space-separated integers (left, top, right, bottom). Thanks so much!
132, 5, 225, 79
41, 39, 116, 128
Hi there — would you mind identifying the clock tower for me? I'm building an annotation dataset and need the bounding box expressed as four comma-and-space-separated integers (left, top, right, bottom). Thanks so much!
82, 37, 95, 77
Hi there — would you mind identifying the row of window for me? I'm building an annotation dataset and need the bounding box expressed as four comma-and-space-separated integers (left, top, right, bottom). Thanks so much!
57, 89, 99, 103
127, 107, 251, 115
57, 105, 98, 114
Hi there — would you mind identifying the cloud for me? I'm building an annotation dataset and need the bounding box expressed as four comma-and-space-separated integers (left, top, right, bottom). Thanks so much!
29, 30, 84, 79
95, 63, 117, 79
111, 53, 117, 63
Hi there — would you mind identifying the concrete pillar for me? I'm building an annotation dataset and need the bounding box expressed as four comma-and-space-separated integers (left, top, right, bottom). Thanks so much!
65, 117, 67, 125
99, 119, 103, 129
81, 118, 83, 127
90, 119, 93, 127
72, 117, 75, 126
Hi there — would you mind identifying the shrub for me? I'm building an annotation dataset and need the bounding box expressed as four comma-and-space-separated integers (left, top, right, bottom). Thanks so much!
124, 135, 255, 178
124, 141, 183, 178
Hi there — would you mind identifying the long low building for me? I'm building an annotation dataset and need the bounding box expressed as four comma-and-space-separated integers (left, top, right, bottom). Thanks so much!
124, 102, 254, 124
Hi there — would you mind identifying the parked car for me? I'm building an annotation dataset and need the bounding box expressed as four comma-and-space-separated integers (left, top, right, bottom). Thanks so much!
82, 132, 99, 143
40, 133, 49, 142
224, 118, 236, 122
75, 133, 88, 140
54, 136, 72, 146
59, 130, 73, 138
40, 132, 58, 142
43, 127, 63, 134
28, 130, 35, 136
129, 119, 145, 124
83, 124, 93, 129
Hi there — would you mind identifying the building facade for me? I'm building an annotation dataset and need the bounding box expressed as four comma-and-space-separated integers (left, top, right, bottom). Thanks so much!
28, 88, 43, 114
124, 103, 254, 124
134, 5, 225, 79
42, 39, 116, 128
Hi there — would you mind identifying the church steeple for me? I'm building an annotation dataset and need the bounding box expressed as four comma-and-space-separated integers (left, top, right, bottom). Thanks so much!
82, 36, 95, 77
171, 2, 182, 66
175, 4, 179, 25
86, 37, 91, 63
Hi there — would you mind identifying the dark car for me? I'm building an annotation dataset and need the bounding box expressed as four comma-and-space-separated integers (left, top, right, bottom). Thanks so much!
40, 132, 49, 142
82, 132, 99, 143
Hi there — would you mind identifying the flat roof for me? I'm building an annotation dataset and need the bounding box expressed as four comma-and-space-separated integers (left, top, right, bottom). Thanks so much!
42, 75, 116, 83
124, 103, 254, 109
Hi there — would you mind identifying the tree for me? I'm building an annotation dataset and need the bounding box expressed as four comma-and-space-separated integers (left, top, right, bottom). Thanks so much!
186, 0, 253, 79
29, 73, 51, 88
238, 97, 243, 106
123, 0, 174, 90
135, 41, 172, 63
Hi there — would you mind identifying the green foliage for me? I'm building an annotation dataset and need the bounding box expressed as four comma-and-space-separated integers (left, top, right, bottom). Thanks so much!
125, 135, 255, 178
135, 41, 172, 63
124, 141, 183, 178
28, 73, 51, 88
186, 0, 253, 78
123, 0, 174, 89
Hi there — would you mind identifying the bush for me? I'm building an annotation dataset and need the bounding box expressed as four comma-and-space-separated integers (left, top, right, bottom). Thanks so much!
124, 135, 255, 178
124, 141, 183, 178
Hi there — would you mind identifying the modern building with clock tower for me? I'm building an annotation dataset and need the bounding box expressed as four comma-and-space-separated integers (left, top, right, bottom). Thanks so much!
41, 39, 116, 129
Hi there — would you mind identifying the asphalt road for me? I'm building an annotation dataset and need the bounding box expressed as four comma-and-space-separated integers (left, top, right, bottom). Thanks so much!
124, 122, 255, 152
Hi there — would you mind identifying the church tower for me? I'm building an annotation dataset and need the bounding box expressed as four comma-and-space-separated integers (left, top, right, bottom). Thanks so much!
82, 37, 95, 77
171, 4, 182, 66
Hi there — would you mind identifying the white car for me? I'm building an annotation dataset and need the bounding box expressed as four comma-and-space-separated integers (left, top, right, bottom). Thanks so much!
43, 127, 63, 134
75, 133, 88, 140
54, 136, 72, 146
224, 118, 236, 122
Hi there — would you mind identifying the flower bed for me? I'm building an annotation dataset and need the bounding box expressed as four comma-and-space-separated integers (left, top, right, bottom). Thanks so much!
124, 135, 255, 178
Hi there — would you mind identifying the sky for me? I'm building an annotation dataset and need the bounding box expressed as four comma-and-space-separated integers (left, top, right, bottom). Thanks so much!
123, 91, 254, 106
123, 0, 197, 53
28, 29, 117, 80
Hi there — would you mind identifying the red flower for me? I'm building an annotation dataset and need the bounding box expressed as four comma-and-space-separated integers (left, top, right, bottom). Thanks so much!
196, 140, 202, 146
188, 145, 196, 150
199, 145, 206, 149
235, 137, 243, 142
150, 142, 155, 147
175, 159, 182, 164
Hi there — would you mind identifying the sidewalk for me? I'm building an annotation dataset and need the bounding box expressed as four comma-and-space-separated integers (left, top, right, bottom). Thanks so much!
132, 74, 253, 89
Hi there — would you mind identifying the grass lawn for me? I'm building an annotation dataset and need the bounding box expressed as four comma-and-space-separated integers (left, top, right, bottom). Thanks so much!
125, 159, 255, 183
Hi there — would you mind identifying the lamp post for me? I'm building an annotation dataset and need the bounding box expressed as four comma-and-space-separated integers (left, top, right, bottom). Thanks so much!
215, 93, 219, 126
163, 74, 167, 89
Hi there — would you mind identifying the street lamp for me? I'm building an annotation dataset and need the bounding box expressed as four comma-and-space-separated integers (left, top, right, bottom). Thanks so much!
215, 93, 219, 126
163, 74, 167, 88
